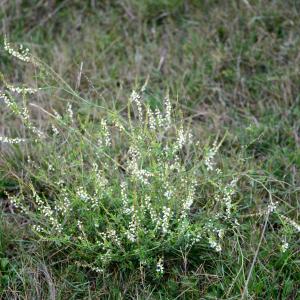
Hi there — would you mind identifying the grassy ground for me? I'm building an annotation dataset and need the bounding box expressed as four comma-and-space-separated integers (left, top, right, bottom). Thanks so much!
0, 1, 299, 299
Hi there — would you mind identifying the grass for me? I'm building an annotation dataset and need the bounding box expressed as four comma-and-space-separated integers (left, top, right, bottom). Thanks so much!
0, 1, 299, 299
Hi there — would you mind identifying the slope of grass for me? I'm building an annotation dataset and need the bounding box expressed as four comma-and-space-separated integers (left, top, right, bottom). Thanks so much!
0, 1, 299, 299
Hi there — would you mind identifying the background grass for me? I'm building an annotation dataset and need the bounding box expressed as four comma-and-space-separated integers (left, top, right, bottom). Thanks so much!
0, 0, 299, 299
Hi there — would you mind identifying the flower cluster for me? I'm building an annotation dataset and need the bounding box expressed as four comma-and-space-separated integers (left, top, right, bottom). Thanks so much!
121, 181, 132, 215
3, 40, 300, 284
281, 240, 289, 253
75, 261, 103, 274
208, 236, 222, 252
32, 190, 63, 233
4, 36, 31, 62
76, 187, 90, 202
0, 92, 44, 139
0, 40, 250, 275
0, 92, 17, 109
99, 229, 121, 247
54, 188, 72, 215
267, 201, 278, 214
6, 83, 39, 95
6, 193, 27, 214
161, 206, 171, 235
204, 141, 218, 171
130, 90, 143, 121
222, 178, 238, 217
132, 90, 172, 131
144, 195, 158, 224
125, 208, 139, 242
156, 257, 164, 274
181, 179, 196, 219
146, 106, 156, 130
98, 119, 111, 147
67, 102, 74, 122
280, 214, 300, 233
0, 136, 25, 144
4, 79, 242, 278
127, 146, 152, 184
164, 94, 172, 128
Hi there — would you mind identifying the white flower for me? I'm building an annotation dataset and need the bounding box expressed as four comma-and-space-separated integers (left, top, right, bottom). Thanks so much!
215, 244, 222, 252
164, 93, 172, 128
6, 83, 38, 94
280, 214, 300, 232
176, 126, 186, 150
218, 229, 225, 239
99, 119, 111, 147
204, 142, 218, 171
54, 194, 71, 215
121, 181, 132, 215
144, 195, 158, 223
75, 261, 103, 274
127, 146, 152, 184
0, 136, 25, 144
4, 36, 31, 63
76, 187, 90, 202
77, 220, 87, 240
267, 201, 277, 213
33, 192, 62, 233
146, 106, 156, 130
223, 178, 238, 217
100, 229, 121, 247
208, 236, 222, 252
32, 224, 43, 232
154, 108, 163, 128
0, 93, 44, 139
181, 179, 196, 219
93, 163, 108, 189
51, 124, 59, 136
53, 110, 62, 120
164, 183, 173, 200
67, 102, 73, 121
7, 194, 27, 213
156, 257, 164, 274
126, 208, 139, 242
48, 164, 54, 171
161, 206, 171, 235
130, 90, 143, 121
0, 92, 15, 108
281, 241, 289, 253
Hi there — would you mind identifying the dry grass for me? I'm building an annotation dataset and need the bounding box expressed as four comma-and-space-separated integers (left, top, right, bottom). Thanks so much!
0, 1, 299, 299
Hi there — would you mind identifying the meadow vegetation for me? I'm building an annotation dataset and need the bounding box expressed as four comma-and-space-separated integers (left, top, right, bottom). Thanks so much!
0, 1, 299, 299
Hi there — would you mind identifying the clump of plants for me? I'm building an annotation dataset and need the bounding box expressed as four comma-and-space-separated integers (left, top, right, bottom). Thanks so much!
1, 38, 299, 290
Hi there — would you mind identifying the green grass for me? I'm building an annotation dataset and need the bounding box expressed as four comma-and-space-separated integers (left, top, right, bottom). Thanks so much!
0, 1, 299, 299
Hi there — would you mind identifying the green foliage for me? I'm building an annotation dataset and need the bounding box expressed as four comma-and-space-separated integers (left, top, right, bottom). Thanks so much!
0, 1, 299, 298
1, 52, 240, 282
